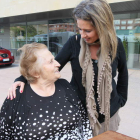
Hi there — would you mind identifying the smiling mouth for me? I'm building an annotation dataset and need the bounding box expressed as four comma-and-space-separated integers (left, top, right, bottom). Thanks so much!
84, 38, 90, 41
55, 69, 59, 73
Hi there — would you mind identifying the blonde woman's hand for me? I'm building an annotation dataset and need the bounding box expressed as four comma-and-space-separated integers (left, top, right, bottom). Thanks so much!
7, 81, 25, 100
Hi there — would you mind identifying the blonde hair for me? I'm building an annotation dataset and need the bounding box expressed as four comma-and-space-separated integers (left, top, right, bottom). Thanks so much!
18, 42, 48, 83
73, 0, 118, 61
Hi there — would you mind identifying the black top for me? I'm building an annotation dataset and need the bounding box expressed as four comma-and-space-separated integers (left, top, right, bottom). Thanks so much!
0, 79, 93, 139
92, 59, 105, 122
15, 35, 128, 123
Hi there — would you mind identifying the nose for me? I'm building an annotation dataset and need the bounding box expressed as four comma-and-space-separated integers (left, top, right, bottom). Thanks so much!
55, 60, 61, 67
80, 30, 86, 38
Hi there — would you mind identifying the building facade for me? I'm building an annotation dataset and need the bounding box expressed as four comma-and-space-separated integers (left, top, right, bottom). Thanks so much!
0, 0, 140, 69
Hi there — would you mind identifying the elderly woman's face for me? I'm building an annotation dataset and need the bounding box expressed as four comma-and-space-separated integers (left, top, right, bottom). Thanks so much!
37, 49, 61, 82
77, 19, 99, 44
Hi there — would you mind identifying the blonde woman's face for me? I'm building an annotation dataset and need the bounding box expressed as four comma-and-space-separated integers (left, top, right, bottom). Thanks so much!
77, 19, 99, 44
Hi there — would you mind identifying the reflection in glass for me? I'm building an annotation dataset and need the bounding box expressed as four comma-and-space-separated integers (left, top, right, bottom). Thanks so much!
48, 19, 75, 57
27, 20, 48, 46
114, 14, 140, 69
10, 22, 26, 49
10, 23, 26, 59
9, 19, 78, 58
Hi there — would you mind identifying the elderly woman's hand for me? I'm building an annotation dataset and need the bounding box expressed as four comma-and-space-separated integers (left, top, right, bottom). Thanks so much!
7, 81, 25, 100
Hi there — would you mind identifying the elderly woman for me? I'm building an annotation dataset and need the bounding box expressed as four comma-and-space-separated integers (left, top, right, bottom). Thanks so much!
7, 0, 128, 136
0, 43, 93, 139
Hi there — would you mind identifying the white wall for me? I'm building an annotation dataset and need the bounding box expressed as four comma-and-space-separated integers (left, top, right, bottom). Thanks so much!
0, 0, 134, 18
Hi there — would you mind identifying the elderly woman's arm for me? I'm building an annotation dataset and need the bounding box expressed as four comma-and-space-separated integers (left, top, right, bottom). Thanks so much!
117, 38, 128, 107
7, 80, 25, 99
14, 75, 27, 83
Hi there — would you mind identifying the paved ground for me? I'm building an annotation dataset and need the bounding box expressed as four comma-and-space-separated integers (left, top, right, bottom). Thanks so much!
0, 62, 140, 139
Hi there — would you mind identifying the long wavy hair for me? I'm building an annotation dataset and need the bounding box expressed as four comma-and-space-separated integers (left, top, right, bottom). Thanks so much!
73, 0, 118, 61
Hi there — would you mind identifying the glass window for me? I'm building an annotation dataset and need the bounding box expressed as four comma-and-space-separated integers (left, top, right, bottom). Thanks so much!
10, 22, 26, 59
114, 20, 120, 25
135, 18, 140, 24
114, 12, 140, 69
27, 20, 48, 46
48, 19, 75, 56
121, 21, 126, 25
10, 22, 26, 49
115, 26, 120, 30
0, 26, 4, 34
0, 25, 10, 50
127, 26, 133, 29
121, 26, 126, 29
127, 20, 133, 24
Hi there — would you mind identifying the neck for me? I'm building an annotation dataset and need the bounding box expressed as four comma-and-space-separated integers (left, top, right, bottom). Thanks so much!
87, 39, 100, 46
89, 45, 100, 60
30, 80, 55, 97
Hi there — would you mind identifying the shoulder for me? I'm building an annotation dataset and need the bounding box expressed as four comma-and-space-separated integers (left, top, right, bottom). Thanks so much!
70, 34, 81, 40
56, 79, 73, 89
15, 84, 28, 102
116, 37, 127, 64
56, 78, 79, 98
16, 86, 25, 98
117, 37, 121, 42
117, 37, 124, 52
56, 78, 70, 86
0, 86, 24, 113
115, 37, 126, 60
117, 37, 122, 48
16, 86, 22, 95
68, 34, 81, 44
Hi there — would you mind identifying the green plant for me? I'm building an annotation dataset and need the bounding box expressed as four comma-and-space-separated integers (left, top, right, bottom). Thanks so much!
38, 30, 44, 35
134, 37, 140, 54
10, 25, 37, 38
134, 37, 140, 42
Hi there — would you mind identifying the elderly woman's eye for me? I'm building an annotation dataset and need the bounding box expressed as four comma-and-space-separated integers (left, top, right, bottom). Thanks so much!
50, 60, 53, 63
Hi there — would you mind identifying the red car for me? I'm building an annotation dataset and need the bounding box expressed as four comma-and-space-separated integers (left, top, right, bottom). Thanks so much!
0, 46, 15, 66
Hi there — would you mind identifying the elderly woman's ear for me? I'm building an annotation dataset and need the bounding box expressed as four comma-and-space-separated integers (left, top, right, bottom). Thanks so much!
30, 73, 40, 83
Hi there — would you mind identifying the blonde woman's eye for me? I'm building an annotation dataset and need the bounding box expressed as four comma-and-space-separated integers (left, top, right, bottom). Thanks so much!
86, 30, 91, 33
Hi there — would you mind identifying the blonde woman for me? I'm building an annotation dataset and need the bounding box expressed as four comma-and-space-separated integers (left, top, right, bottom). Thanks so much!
8, 0, 128, 136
